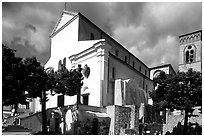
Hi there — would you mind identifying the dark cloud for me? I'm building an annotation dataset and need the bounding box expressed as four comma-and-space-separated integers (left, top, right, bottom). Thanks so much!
2, 2, 64, 65
67, 2, 114, 35
2, 2, 202, 71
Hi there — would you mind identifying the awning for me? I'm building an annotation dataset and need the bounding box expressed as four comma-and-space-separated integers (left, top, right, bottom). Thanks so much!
78, 110, 110, 123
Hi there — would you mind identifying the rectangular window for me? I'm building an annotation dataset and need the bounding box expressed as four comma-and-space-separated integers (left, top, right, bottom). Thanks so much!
112, 67, 115, 79
145, 70, 147, 76
139, 66, 141, 72
90, 33, 94, 40
125, 56, 127, 63
82, 94, 89, 105
115, 50, 118, 56
57, 95, 64, 107
133, 62, 135, 68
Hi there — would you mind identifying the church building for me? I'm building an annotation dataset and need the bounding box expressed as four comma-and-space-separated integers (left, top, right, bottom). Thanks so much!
17, 8, 201, 135
25, 9, 154, 134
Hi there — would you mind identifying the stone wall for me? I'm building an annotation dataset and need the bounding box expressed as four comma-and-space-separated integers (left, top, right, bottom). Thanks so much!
126, 105, 139, 134
20, 112, 42, 132
114, 105, 131, 135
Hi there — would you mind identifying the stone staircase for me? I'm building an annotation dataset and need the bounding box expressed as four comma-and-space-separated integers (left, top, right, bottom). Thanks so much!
3, 125, 33, 132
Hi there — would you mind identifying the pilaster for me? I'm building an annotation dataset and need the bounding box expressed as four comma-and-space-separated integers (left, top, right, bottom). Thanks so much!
95, 40, 111, 106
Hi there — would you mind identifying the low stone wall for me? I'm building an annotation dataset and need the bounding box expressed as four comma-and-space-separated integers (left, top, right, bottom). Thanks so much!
20, 112, 42, 132
106, 105, 140, 135
126, 105, 139, 134
114, 105, 131, 135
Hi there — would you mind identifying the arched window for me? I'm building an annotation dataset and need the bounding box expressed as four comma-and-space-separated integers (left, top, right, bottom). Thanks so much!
58, 60, 62, 70
180, 38, 184, 43
63, 57, 66, 66
187, 37, 190, 42
190, 36, 194, 42
153, 70, 162, 78
185, 45, 196, 64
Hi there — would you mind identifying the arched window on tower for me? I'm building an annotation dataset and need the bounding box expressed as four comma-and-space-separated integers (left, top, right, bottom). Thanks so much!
185, 45, 196, 64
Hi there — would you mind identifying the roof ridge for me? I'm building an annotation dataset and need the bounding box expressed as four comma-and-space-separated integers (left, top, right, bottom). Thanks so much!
63, 10, 78, 16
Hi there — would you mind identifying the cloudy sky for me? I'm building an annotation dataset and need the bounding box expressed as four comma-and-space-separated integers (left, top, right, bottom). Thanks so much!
2, 2, 202, 72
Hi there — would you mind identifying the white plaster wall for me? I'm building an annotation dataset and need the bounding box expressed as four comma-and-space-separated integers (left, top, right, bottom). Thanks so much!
74, 52, 100, 106
31, 15, 79, 111
45, 17, 79, 70
68, 40, 111, 107
46, 94, 59, 109
31, 98, 41, 113
55, 13, 75, 31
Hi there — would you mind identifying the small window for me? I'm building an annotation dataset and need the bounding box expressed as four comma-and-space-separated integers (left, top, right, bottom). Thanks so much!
133, 62, 135, 68
82, 94, 89, 105
139, 66, 141, 72
112, 67, 115, 79
115, 50, 118, 56
125, 56, 127, 63
90, 33, 94, 40
145, 70, 147, 76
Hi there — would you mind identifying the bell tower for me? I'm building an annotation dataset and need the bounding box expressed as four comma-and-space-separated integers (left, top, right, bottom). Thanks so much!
178, 30, 202, 72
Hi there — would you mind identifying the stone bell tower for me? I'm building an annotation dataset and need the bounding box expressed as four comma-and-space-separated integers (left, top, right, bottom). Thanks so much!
178, 30, 202, 72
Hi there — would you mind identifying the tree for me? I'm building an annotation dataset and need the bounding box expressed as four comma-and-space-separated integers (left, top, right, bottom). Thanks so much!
54, 64, 83, 97
2, 44, 55, 133
2, 44, 28, 114
53, 64, 83, 134
151, 69, 202, 134
24, 57, 56, 133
